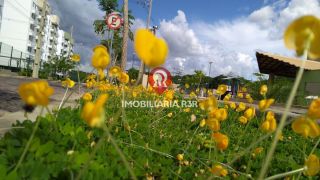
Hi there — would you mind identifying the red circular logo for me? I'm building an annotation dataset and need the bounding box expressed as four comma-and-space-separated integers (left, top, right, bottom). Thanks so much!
148, 67, 172, 94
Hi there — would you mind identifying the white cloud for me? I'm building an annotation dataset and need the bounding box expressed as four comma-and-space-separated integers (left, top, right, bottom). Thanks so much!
150, 0, 320, 79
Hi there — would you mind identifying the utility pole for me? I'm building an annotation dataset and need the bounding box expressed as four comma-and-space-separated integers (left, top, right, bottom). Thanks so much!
208, 61, 213, 77
131, 53, 135, 69
121, 0, 129, 70
32, 0, 47, 78
136, 0, 153, 85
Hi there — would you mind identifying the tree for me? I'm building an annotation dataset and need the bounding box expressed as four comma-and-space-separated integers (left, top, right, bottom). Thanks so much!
127, 68, 139, 80
42, 56, 76, 80
93, 0, 135, 67
194, 70, 205, 89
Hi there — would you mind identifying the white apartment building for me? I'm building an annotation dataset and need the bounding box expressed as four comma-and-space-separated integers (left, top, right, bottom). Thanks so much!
56, 30, 74, 58
0, 0, 73, 68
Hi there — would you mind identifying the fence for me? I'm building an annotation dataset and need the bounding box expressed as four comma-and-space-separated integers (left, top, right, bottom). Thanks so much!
0, 42, 44, 72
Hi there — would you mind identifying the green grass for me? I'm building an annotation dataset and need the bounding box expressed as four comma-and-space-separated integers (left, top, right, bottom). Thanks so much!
0, 91, 318, 179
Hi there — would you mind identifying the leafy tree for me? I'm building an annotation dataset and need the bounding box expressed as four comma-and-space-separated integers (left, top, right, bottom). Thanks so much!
42, 56, 76, 80
93, 0, 135, 67
127, 68, 139, 80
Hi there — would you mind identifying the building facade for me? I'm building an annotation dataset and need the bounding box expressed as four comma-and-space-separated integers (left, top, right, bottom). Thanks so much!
0, 0, 73, 68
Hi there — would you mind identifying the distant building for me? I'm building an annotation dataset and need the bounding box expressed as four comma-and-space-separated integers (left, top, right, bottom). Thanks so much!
256, 51, 320, 103
0, 0, 73, 68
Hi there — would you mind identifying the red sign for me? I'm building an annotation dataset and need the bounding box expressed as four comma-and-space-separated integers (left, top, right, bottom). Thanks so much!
148, 67, 172, 94
106, 12, 123, 30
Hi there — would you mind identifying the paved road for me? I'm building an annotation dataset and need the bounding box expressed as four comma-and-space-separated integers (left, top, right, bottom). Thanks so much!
0, 75, 82, 133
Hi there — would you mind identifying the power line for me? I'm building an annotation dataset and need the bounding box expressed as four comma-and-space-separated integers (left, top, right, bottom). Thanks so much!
5, 0, 31, 19
2, 17, 29, 24
12, 0, 29, 13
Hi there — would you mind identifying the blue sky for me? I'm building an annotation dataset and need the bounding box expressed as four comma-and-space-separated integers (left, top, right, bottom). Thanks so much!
129, 0, 281, 25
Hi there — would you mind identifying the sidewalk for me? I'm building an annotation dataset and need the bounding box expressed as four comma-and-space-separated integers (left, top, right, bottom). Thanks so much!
0, 75, 83, 135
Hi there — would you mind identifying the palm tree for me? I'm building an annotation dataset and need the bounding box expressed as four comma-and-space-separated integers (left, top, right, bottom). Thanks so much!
93, 0, 134, 67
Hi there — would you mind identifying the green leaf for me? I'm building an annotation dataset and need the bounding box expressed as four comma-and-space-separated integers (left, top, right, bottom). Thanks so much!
36, 141, 54, 158
0, 164, 7, 177
6, 170, 18, 180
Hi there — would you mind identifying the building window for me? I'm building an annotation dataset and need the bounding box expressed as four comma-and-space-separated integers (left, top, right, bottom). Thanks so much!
30, 24, 35, 31
27, 47, 32, 53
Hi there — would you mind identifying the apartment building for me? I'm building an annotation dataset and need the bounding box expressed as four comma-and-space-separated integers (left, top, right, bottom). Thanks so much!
0, 0, 73, 67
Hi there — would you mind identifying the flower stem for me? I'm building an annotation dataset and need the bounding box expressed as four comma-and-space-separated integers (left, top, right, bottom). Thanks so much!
58, 87, 69, 110
265, 167, 306, 180
310, 137, 320, 155
77, 66, 81, 97
13, 107, 44, 172
258, 36, 311, 180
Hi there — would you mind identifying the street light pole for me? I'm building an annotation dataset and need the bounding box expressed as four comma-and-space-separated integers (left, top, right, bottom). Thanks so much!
136, 0, 153, 85
208, 61, 213, 77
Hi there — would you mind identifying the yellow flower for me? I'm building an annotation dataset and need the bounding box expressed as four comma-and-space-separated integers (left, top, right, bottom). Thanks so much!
206, 118, 220, 131
261, 111, 277, 132
237, 93, 244, 98
216, 84, 228, 95
189, 91, 197, 98
118, 72, 129, 84
61, 78, 75, 88
134, 29, 169, 68
91, 45, 110, 70
165, 90, 175, 101
211, 132, 229, 150
241, 87, 247, 92
199, 119, 206, 127
238, 116, 248, 124
167, 112, 173, 118
236, 102, 246, 112
253, 147, 264, 155
82, 93, 92, 101
304, 154, 320, 176
184, 108, 190, 113
132, 91, 138, 98
81, 94, 108, 128
97, 69, 105, 80
70, 54, 80, 62
109, 66, 122, 78
258, 99, 274, 112
208, 108, 227, 121
245, 94, 251, 99
176, 154, 184, 161
292, 116, 320, 138
210, 165, 228, 177
307, 98, 320, 119
284, 15, 320, 59
185, 83, 190, 89
260, 85, 268, 96
224, 94, 231, 101
247, 97, 254, 104
229, 102, 236, 110
195, 88, 200, 93
199, 96, 218, 112
244, 107, 255, 120
18, 80, 54, 106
